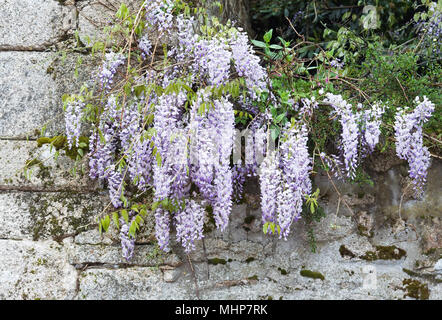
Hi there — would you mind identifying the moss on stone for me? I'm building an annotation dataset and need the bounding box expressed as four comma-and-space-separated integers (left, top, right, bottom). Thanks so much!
376, 245, 406, 260
300, 269, 325, 280
278, 267, 288, 275
402, 279, 430, 300
339, 245, 356, 258
208, 258, 227, 265
361, 245, 406, 261
37, 135, 89, 160
248, 275, 258, 280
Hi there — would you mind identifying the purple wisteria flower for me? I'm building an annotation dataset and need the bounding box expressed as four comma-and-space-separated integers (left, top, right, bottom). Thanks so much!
120, 217, 135, 260
99, 52, 125, 91
324, 93, 360, 179
259, 152, 282, 231
175, 200, 205, 253
65, 99, 85, 149
394, 96, 435, 196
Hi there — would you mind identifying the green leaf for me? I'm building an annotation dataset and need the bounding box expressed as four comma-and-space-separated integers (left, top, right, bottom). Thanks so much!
151, 201, 160, 212
112, 212, 120, 229
263, 222, 269, 234
121, 209, 129, 223
251, 40, 267, 48
310, 202, 316, 214
271, 127, 280, 141
275, 113, 285, 123
269, 44, 283, 50
270, 223, 275, 234
101, 215, 110, 232
263, 29, 273, 43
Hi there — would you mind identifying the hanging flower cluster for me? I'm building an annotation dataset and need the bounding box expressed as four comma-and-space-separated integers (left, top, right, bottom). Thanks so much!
394, 96, 435, 196
259, 124, 312, 239
324, 93, 385, 179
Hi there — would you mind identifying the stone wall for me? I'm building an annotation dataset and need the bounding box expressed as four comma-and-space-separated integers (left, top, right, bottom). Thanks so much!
0, 0, 441, 300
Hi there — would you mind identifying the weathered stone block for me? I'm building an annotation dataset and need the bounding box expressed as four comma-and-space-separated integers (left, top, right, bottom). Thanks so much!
77, 0, 143, 45
76, 267, 189, 299
0, 140, 94, 188
0, 0, 75, 49
0, 239, 77, 300
0, 52, 58, 137
0, 51, 99, 138
0, 192, 104, 240
68, 242, 182, 267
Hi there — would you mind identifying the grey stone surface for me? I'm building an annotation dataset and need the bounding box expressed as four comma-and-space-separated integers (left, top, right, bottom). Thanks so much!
67, 242, 182, 267
76, 267, 190, 299
77, 0, 143, 45
0, 52, 59, 137
0, 239, 77, 300
0, 192, 104, 240
0, 51, 98, 138
0, 140, 93, 188
0, 0, 75, 49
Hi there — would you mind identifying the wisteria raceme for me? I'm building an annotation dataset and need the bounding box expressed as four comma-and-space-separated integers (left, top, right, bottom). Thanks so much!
120, 103, 141, 152
108, 166, 124, 208
277, 187, 303, 240
99, 52, 125, 91
360, 102, 384, 154
230, 30, 267, 98
208, 99, 235, 231
232, 161, 247, 203
276, 125, 312, 239
325, 93, 359, 179
394, 96, 435, 195
280, 125, 312, 195
88, 96, 119, 180
120, 217, 135, 261
128, 135, 153, 191
65, 99, 85, 149
299, 97, 318, 118
319, 152, 345, 181
175, 200, 205, 253
144, 0, 174, 33
155, 208, 171, 252
259, 152, 282, 231
203, 39, 232, 86
138, 34, 152, 59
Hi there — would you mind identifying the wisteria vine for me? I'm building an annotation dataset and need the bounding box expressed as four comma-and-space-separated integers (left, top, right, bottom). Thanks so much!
61, 0, 436, 260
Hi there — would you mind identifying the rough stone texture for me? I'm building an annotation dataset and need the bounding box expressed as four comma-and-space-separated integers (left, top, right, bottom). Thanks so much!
67, 242, 182, 267
0, 140, 93, 188
76, 267, 190, 300
0, 52, 97, 138
0, 239, 77, 300
0, 192, 104, 240
77, 0, 143, 45
0, 52, 59, 137
0, 0, 75, 49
